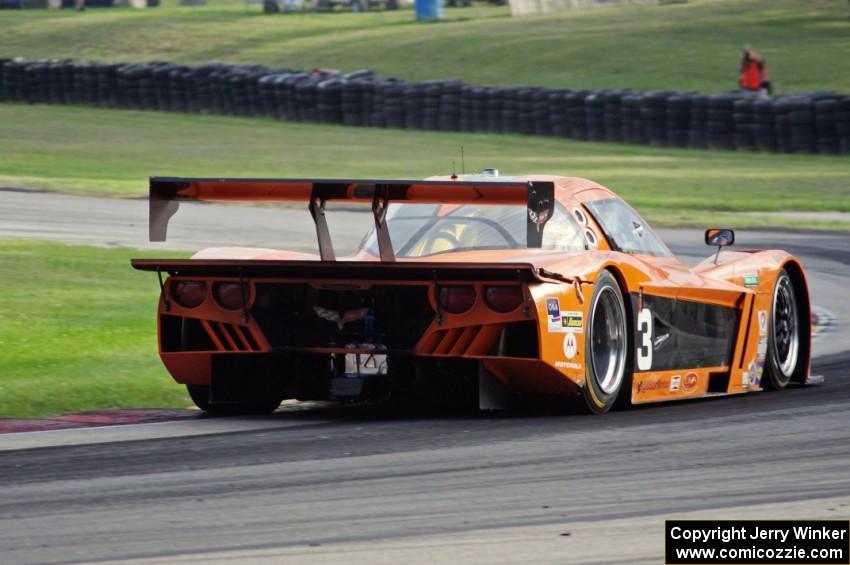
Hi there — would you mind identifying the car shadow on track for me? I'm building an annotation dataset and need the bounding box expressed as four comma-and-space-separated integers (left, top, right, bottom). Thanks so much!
239, 371, 845, 431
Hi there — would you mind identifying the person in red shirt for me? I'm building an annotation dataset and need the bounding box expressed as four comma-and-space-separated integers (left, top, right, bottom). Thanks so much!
739, 45, 771, 97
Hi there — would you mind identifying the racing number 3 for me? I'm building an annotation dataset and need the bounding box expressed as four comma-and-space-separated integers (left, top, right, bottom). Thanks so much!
636, 307, 653, 371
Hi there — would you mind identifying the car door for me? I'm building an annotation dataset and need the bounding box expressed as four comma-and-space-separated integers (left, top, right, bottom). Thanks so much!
577, 191, 744, 375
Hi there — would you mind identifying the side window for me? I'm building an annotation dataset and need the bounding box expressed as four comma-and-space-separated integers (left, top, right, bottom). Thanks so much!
582, 198, 670, 257
541, 204, 588, 252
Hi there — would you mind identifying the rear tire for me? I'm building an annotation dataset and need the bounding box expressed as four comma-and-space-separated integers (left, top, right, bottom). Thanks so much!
579, 270, 628, 414
182, 319, 284, 415
187, 384, 283, 415
762, 270, 802, 390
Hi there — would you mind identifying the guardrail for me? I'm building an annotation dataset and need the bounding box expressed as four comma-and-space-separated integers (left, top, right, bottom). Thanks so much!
2, 57, 848, 155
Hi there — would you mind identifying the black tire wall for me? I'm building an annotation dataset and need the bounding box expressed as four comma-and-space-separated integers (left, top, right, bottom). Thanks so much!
1, 57, 848, 156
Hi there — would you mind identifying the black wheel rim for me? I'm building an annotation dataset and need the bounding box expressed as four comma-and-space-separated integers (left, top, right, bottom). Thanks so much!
771, 274, 799, 379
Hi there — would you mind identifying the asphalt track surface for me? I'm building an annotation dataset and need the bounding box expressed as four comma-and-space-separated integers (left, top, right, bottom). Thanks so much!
1, 189, 849, 565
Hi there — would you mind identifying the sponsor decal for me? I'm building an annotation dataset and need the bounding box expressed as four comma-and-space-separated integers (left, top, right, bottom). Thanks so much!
637, 375, 669, 393
756, 359, 765, 380
743, 273, 760, 288
758, 310, 768, 336
741, 367, 750, 386
546, 298, 560, 318
545, 300, 583, 334
563, 332, 578, 359
669, 375, 681, 392
555, 361, 582, 370
683, 372, 698, 390
561, 311, 583, 333
546, 298, 561, 332
757, 337, 768, 359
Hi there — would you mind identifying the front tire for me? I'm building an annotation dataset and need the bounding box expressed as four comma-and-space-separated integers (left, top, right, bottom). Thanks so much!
580, 270, 628, 414
762, 270, 802, 390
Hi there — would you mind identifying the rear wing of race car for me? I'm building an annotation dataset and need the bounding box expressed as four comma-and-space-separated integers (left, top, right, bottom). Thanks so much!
148, 177, 556, 262
130, 258, 551, 284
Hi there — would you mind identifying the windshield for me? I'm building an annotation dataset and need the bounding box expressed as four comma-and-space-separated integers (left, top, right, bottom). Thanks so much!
358, 203, 587, 258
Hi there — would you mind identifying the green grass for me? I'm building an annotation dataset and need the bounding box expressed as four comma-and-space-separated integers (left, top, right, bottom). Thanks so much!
1, 0, 850, 93
0, 240, 189, 418
1, 103, 849, 229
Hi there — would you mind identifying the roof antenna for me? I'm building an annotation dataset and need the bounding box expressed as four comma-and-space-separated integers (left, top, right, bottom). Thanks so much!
461, 146, 465, 177
451, 160, 458, 180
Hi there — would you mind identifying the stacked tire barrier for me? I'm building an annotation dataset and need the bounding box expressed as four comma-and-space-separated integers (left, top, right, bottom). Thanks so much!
2, 57, 849, 155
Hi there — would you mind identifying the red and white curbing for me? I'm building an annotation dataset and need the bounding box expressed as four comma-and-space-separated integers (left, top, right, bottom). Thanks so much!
0, 408, 202, 434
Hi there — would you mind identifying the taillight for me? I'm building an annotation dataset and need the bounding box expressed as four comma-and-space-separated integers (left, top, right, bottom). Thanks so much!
485, 286, 524, 313
213, 282, 249, 310
438, 286, 476, 314
172, 280, 207, 308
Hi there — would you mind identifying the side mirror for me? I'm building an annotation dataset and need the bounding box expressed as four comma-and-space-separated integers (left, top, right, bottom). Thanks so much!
705, 228, 734, 264
705, 228, 735, 247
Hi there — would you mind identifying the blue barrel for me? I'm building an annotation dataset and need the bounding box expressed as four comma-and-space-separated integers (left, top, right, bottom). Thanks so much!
415, 0, 442, 21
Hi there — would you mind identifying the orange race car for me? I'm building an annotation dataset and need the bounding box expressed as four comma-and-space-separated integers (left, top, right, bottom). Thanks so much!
132, 173, 816, 415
